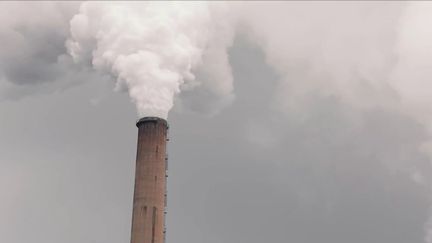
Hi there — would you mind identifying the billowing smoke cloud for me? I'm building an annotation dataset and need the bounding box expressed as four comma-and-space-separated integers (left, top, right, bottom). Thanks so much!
66, 2, 234, 119
2, 2, 432, 123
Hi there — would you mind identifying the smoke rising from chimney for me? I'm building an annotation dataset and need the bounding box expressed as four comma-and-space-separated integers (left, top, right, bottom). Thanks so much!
66, 2, 234, 119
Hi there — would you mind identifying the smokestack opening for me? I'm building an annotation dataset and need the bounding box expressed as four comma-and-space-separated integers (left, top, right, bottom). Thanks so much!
136, 116, 168, 128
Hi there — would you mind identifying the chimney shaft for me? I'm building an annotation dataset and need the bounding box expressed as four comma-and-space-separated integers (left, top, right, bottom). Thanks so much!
131, 117, 168, 243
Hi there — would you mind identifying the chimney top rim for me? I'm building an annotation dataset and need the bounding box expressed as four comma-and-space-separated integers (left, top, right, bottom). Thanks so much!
136, 116, 168, 128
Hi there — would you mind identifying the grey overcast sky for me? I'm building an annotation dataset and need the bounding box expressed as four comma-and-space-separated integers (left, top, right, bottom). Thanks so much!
2, 2, 432, 243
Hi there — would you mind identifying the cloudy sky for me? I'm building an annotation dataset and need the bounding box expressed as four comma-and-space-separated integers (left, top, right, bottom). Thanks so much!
2, 2, 432, 243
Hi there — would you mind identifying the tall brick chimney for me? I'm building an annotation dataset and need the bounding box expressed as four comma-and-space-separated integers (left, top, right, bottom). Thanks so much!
131, 117, 168, 243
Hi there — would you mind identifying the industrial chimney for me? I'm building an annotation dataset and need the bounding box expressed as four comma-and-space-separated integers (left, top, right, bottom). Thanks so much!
131, 117, 168, 243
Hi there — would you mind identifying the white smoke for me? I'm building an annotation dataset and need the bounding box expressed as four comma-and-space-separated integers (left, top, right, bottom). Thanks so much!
67, 2, 234, 119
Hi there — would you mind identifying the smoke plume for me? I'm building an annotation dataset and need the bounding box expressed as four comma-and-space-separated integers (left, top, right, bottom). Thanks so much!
67, 2, 234, 119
